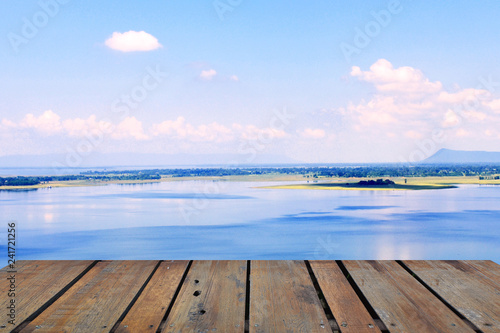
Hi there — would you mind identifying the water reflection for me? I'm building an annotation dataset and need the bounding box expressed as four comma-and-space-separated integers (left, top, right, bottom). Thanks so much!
0, 181, 498, 262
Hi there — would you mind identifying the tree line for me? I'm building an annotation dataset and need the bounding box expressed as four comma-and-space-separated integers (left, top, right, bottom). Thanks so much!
2, 164, 499, 186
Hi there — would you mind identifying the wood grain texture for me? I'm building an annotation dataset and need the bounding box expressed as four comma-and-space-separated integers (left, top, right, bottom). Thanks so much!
116, 260, 189, 333
464, 260, 500, 287
344, 260, 474, 333
249, 260, 332, 333
404, 260, 500, 332
162, 260, 247, 333
19, 260, 157, 333
309, 260, 381, 333
0, 260, 93, 330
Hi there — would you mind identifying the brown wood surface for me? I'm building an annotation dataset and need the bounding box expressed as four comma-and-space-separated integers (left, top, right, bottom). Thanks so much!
344, 260, 475, 333
116, 260, 189, 333
162, 260, 247, 333
464, 260, 500, 287
309, 260, 381, 333
249, 260, 332, 333
19, 260, 157, 333
0, 260, 94, 330
2, 260, 498, 333
404, 260, 500, 332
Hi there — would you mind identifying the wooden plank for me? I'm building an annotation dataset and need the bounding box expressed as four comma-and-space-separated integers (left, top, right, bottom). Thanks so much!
343, 260, 474, 333
116, 260, 189, 333
20, 260, 157, 333
464, 260, 500, 287
404, 260, 500, 332
309, 260, 381, 333
0, 260, 93, 330
162, 260, 246, 332
250, 260, 332, 333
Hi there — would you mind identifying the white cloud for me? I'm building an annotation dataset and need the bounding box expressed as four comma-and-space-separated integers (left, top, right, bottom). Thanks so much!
299, 128, 326, 139
438, 88, 490, 104
484, 98, 500, 113
442, 109, 461, 127
342, 59, 500, 158
2, 111, 294, 146
20, 110, 62, 134
200, 69, 217, 80
152, 117, 233, 142
347, 96, 398, 127
63, 115, 113, 137
230, 75, 239, 81
105, 31, 162, 52
111, 117, 149, 140
351, 58, 442, 95
1, 119, 17, 128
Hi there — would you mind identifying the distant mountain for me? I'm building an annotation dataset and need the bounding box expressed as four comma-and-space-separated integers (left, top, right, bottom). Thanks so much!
0, 152, 299, 168
423, 149, 500, 164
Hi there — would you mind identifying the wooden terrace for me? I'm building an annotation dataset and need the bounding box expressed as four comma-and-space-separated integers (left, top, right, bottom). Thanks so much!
1, 260, 499, 332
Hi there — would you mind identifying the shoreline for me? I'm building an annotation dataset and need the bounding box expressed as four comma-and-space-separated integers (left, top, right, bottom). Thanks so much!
1, 175, 499, 191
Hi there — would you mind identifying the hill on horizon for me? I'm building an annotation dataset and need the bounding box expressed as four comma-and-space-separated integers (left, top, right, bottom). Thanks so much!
423, 149, 500, 164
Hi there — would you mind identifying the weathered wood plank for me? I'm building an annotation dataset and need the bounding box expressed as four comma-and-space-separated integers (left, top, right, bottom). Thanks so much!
116, 260, 189, 333
19, 260, 157, 333
162, 260, 246, 332
343, 260, 474, 333
404, 260, 500, 332
0, 260, 94, 330
250, 260, 332, 333
309, 260, 381, 333
464, 260, 500, 287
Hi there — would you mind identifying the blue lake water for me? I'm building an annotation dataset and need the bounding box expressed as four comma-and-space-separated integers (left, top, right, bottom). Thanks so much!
1, 181, 499, 262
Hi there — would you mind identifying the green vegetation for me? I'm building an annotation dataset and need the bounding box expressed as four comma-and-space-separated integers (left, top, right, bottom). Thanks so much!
1, 164, 499, 189
0, 173, 161, 187
356, 179, 395, 186
0, 176, 41, 186
81, 164, 500, 178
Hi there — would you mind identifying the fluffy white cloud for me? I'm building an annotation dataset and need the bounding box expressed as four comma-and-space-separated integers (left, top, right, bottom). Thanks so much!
299, 128, 326, 139
351, 58, 442, 95
484, 98, 500, 113
344, 59, 500, 158
152, 117, 233, 142
200, 69, 217, 80
1, 119, 17, 128
438, 88, 490, 104
20, 110, 62, 134
348, 59, 500, 130
105, 31, 162, 52
230, 75, 239, 81
442, 109, 461, 127
2, 111, 295, 146
111, 117, 149, 140
63, 115, 113, 137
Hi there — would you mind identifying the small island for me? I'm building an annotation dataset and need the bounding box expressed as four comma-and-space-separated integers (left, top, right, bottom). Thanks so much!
259, 178, 459, 191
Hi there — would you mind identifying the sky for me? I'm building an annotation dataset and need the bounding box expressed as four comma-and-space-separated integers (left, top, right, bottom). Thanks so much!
1, 0, 500, 164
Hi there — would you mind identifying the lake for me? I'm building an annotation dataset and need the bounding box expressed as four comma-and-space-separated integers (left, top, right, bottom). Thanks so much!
1, 180, 499, 262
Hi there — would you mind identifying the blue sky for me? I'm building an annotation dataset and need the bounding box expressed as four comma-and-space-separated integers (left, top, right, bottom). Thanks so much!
1, 1, 500, 163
